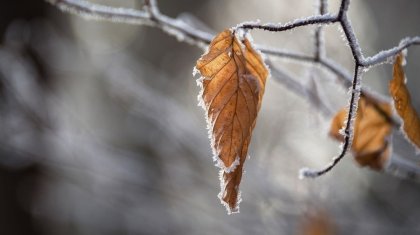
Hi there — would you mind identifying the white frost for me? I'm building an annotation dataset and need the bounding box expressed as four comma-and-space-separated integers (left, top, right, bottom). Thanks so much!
299, 167, 317, 179
192, 66, 200, 77
223, 156, 241, 173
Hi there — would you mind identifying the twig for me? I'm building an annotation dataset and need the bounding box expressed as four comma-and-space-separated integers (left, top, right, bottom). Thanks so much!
257, 46, 315, 62
143, 0, 159, 19
314, 0, 328, 60
46, 0, 153, 25
300, 65, 362, 178
46, 0, 213, 49
46, 0, 420, 71
300, 0, 364, 178
339, 13, 363, 65
267, 60, 333, 117
45, 0, 355, 98
236, 14, 338, 32
362, 37, 420, 67
42, 0, 359, 101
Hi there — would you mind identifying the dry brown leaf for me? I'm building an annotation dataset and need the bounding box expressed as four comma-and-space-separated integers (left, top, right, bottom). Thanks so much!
389, 53, 420, 151
330, 98, 393, 170
195, 29, 268, 213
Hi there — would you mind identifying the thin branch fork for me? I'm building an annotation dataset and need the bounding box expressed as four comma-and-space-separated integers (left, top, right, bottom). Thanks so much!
47, 0, 419, 67
46, 0, 418, 71
234, 0, 413, 177
301, 65, 362, 178
45, 0, 387, 105
45, 0, 352, 90
46, 0, 420, 178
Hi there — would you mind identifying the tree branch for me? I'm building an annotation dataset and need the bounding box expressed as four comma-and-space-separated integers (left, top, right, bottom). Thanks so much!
362, 37, 420, 67
267, 60, 333, 117
300, 65, 362, 178
236, 14, 338, 32
44, 0, 357, 95
46, 0, 153, 25
44, 0, 353, 93
314, 0, 328, 60
46, 0, 213, 49
339, 14, 364, 65
46, 0, 420, 179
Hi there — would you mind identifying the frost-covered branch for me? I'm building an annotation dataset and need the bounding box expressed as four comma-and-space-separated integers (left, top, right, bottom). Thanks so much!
46, 0, 213, 49
362, 37, 420, 67
236, 14, 338, 32
44, 0, 336, 62
46, 0, 420, 179
45, 0, 351, 94
46, 0, 420, 81
300, 0, 364, 178
46, 0, 152, 25
314, 0, 328, 60
143, 0, 159, 19
301, 65, 362, 178
339, 14, 364, 65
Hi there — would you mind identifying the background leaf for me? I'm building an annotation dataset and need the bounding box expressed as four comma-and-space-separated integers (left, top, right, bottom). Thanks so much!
298, 209, 334, 235
330, 98, 393, 170
389, 53, 420, 151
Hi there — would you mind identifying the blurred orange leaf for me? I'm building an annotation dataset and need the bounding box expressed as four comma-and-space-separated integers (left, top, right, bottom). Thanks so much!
299, 210, 334, 235
195, 29, 268, 213
389, 53, 420, 150
330, 98, 392, 170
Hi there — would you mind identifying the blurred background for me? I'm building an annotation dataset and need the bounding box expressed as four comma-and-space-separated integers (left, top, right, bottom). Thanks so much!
1, 0, 420, 234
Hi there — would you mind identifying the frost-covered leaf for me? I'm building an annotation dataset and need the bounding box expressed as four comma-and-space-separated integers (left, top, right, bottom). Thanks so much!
330, 98, 393, 170
389, 53, 420, 151
195, 29, 268, 214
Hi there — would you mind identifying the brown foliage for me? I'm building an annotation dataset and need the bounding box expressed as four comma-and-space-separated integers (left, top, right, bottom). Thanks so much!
195, 29, 268, 213
389, 53, 420, 150
330, 98, 393, 170
298, 209, 334, 235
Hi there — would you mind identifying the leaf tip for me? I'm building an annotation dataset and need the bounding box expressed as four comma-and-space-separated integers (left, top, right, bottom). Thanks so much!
219, 198, 241, 215
217, 170, 242, 215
